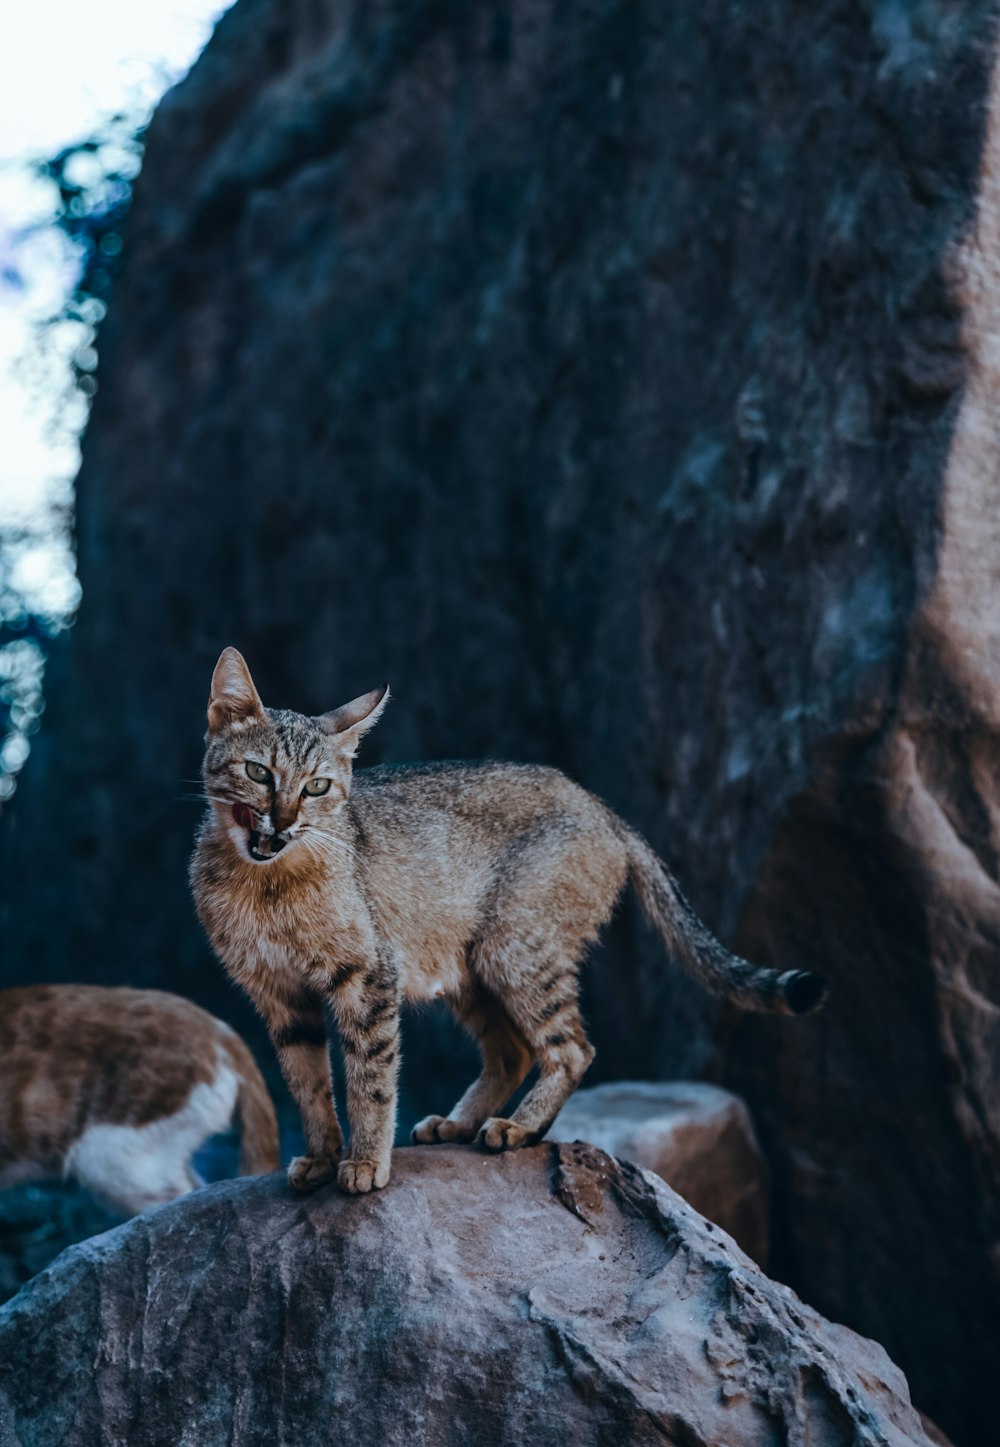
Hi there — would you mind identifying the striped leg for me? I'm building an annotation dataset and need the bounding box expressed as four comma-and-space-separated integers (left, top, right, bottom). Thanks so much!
254, 983, 343, 1191
475, 950, 594, 1152
328, 960, 401, 1194
412, 987, 532, 1144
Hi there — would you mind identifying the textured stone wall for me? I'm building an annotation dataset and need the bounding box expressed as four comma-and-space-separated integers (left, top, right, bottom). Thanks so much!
3, 1, 1000, 1437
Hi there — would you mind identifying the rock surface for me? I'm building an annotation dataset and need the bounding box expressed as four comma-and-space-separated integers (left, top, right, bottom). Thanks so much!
553, 1081, 769, 1265
0, 1144, 938, 1447
0, 1129, 246, 1307
4, 0, 1000, 1439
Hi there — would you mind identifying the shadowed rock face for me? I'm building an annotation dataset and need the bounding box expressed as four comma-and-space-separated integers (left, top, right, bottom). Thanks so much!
0, 1145, 941, 1447
4, 0, 1000, 1438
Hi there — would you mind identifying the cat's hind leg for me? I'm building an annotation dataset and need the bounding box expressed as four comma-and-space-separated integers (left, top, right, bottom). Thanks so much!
471, 921, 596, 1152
467, 828, 612, 1151
411, 986, 532, 1144
475, 989, 594, 1152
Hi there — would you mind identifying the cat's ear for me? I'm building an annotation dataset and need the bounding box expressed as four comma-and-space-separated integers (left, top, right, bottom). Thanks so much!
319, 685, 389, 757
208, 648, 266, 733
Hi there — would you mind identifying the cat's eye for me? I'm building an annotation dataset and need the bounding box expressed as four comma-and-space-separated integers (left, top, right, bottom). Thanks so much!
245, 761, 272, 785
303, 778, 331, 797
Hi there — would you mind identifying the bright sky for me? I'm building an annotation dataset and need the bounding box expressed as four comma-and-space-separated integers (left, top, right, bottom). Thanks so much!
0, 0, 233, 559
0, 1, 233, 796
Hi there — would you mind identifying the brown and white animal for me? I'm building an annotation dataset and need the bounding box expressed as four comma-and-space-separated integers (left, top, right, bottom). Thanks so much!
0, 985, 279, 1215
191, 648, 825, 1198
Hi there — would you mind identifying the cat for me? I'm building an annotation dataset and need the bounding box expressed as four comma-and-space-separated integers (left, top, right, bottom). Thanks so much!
0, 985, 279, 1215
191, 648, 825, 1197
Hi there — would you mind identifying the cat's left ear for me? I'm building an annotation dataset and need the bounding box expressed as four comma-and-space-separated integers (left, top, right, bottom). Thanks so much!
319, 685, 389, 757
208, 647, 266, 733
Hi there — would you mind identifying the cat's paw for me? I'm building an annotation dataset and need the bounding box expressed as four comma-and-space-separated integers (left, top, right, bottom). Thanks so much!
287, 1153, 339, 1192
338, 1157, 390, 1194
476, 1117, 536, 1152
411, 1114, 476, 1144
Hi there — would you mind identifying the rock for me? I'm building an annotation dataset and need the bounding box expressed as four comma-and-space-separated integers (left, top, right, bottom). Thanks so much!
0, 1144, 937, 1447
0, 1128, 252, 1307
4, 1, 1000, 1439
552, 1081, 769, 1265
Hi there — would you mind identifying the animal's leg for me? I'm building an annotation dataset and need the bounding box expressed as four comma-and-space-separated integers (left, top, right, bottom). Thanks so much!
252, 982, 344, 1191
328, 960, 401, 1194
475, 954, 594, 1153
411, 989, 533, 1144
448, 824, 612, 1154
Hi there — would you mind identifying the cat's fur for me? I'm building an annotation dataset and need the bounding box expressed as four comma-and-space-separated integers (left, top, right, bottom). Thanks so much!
0, 985, 279, 1214
191, 648, 825, 1196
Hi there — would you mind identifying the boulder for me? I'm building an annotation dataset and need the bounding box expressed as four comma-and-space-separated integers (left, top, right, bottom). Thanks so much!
0, 1144, 939, 1447
552, 1081, 769, 1265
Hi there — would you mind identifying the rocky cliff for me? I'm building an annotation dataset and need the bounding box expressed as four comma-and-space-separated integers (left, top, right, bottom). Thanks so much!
3, 1, 1000, 1438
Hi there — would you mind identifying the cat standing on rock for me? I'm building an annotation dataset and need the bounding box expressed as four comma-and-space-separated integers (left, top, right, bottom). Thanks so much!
191, 648, 826, 1196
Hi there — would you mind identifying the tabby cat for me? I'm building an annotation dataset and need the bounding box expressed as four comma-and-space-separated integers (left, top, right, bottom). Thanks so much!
0, 985, 279, 1214
191, 649, 824, 1196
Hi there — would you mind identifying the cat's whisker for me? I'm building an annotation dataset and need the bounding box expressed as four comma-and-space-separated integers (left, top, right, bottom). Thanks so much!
304, 846, 354, 870
304, 826, 353, 849
300, 832, 354, 865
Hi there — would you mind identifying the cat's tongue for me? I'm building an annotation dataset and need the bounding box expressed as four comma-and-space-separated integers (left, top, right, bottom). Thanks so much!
232, 802, 255, 831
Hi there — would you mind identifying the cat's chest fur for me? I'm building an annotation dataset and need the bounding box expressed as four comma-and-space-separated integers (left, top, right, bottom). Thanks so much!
194, 838, 472, 1006
194, 841, 373, 984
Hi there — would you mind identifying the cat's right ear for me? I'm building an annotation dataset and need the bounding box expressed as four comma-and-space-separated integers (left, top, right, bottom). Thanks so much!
319, 685, 389, 757
207, 648, 265, 733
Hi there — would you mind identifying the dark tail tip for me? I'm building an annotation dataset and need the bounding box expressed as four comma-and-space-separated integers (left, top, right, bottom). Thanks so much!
779, 970, 828, 1015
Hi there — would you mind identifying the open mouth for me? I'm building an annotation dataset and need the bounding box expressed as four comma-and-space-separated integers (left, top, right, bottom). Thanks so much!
247, 829, 287, 863
232, 802, 287, 863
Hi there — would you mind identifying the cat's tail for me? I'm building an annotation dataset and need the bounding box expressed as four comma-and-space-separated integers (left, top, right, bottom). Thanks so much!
619, 824, 827, 1015
220, 1031, 282, 1175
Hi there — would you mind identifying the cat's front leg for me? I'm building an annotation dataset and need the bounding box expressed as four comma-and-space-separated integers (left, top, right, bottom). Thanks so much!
328, 960, 400, 1194
252, 979, 344, 1191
